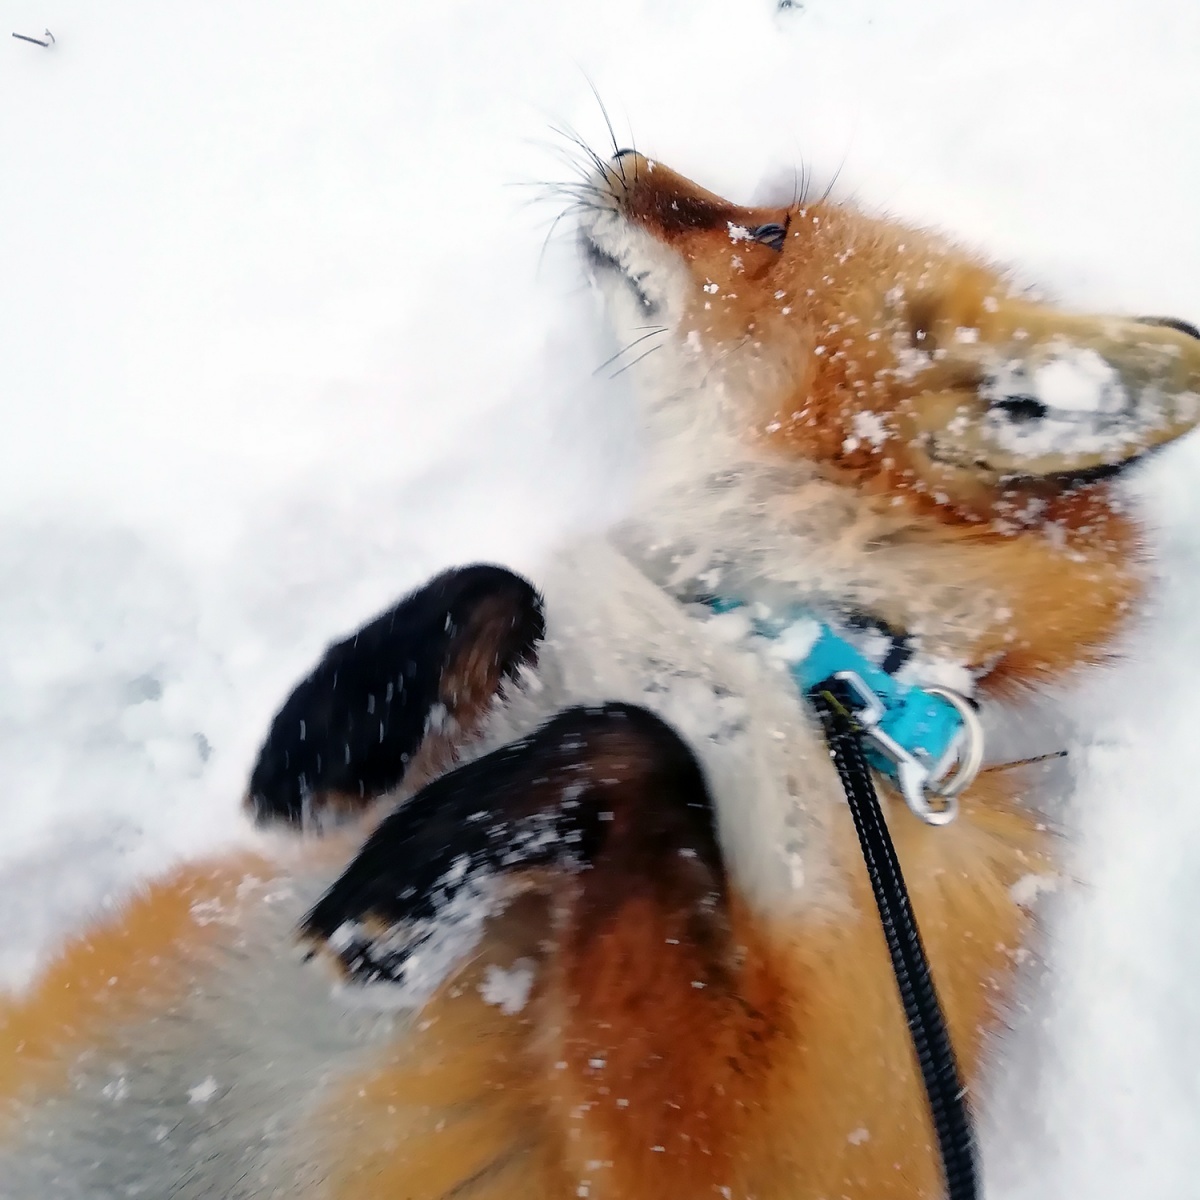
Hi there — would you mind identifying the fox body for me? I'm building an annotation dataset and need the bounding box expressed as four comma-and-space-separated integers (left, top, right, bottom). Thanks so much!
3, 150, 1199, 1199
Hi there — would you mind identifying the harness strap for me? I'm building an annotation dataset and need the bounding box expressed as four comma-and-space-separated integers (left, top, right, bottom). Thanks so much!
811, 678, 978, 1200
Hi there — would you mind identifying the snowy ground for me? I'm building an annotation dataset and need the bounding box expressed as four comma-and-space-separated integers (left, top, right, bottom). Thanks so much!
2, 1, 1199, 1195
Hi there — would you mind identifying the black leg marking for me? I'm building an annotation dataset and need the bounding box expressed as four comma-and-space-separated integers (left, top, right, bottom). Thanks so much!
246, 564, 544, 828
299, 703, 724, 985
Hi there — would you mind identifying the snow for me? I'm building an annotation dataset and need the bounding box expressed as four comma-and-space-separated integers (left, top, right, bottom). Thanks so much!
1029, 349, 1125, 416
479, 960, 536, 1016
1, 0, 1199, 1197
321, 857, 501, 1011
850, 409, 888, 449
186, 1076, 219, 1106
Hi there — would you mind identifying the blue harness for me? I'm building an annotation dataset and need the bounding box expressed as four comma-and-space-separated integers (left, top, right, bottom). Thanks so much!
706, 598, 981, 824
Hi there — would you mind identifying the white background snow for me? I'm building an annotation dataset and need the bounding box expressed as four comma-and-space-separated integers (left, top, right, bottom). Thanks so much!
2, 1, 1199, 1195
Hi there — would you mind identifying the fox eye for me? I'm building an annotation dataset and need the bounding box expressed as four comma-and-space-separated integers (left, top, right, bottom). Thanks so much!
750, 222, 788, 252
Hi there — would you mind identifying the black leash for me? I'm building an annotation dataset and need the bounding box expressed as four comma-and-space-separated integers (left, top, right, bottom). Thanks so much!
811, 678, 979, 1200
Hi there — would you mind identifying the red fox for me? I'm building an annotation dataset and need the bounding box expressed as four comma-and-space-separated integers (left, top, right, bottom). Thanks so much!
3, 149, 1199, 1199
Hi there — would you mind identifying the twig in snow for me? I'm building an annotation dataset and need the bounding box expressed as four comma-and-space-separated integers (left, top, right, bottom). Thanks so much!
12, 29, 55, 48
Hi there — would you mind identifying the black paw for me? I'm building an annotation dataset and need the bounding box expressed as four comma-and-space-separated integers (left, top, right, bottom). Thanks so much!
246, 564, 544, 828
297, 704, 722, 986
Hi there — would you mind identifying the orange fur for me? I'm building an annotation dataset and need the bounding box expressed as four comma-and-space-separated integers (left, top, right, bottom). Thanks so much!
0, 853, 272, 1122
313, 898, 569, 1200
885, 500, 1142, 690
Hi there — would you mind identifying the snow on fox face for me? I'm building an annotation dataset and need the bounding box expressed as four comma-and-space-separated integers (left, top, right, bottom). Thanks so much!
579, 150, 1200, 521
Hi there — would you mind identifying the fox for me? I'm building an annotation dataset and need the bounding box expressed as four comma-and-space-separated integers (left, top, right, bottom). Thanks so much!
3, 147, 1199, 1200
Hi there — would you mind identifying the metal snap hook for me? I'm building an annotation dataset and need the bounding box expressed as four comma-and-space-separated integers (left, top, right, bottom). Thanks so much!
826, 672, 983, 827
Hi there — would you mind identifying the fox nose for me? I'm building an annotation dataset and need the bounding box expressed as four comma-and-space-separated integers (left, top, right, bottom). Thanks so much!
903, 305, 1200, 487
610, 148, 651, 180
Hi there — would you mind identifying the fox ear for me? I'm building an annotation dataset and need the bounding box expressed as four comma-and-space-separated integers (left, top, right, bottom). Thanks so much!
894, 302, 1200, 499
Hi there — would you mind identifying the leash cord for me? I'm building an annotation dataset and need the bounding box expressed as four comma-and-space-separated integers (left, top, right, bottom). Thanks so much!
811, 681, 979, 1200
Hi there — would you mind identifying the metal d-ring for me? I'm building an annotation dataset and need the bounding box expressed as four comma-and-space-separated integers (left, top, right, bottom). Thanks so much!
924, 686, 985, 800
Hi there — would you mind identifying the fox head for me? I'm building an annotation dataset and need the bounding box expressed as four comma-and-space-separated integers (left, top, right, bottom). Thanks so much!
579, 150, 1200, 690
